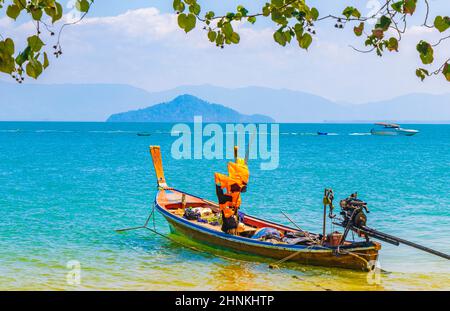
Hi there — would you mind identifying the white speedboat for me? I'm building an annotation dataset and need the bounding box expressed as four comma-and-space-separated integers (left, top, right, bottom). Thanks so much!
370, 123, 419, 136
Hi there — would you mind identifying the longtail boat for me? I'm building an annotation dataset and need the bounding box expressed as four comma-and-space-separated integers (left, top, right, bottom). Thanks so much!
149, 146, 381, 271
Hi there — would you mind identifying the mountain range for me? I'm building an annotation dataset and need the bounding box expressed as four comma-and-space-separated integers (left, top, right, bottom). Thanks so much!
0, 81, 449, 122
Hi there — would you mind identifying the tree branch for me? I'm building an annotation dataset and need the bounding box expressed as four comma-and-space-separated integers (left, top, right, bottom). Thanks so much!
349, 45, 376, 53
432, 35, 450, 47
422, 0, 434, 28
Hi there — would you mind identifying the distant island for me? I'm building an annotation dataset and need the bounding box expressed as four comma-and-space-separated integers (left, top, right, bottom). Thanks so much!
106, 94, 274, 123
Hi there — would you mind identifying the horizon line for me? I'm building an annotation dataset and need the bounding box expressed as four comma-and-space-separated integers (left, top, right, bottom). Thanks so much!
1, 121, 450, 124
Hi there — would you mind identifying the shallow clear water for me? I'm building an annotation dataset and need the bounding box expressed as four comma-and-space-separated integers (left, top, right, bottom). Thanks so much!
0, 122, 449, 290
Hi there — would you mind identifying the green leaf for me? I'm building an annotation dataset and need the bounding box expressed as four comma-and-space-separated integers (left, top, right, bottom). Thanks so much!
434, 16, 450, 33
415, 68, 429, 81
387, 37, 399, 52
189, 3, 201, 15
342, 7, 352, 19
15, 47, 31, 66
76, 0, 90, 13
293, 23, 303, 37
284, 6, 294, 18
298, 33, 312, 50
178, 13, 187, 29
443, 63, 450, 82
184, 13, 196, 33
271, 0, 283, 7
26, 58, 43, 79
416, 41, 434, 65
0, 38, 16, 74
56, 2, 64, 22
310, 7, 319, 21
391, 1, 404, 13
31, 8, 43, 21
403, 0, 416, 15
342, 6, 360, 19
43, 52, 49, 69
273, 31, 286, 46
216, 33, 224, 46
354, 22, 364, 37
45, 2, 63, 23
4, 38, 15, 55
173, 0, 185, 12
284, 30, 291, 43
271, 9, 287, 26
376, 16, 391, 31
0, 52, 15, 74
222, 22, 233, 38
230, 32, 240, 44
207, 30, 217, 42
6, 4, 21, 20
27, 35, 44, 52
247, 16, 256, 24
352, 8, 361, 19
225, 12, 235, 20
237, 5, 248, 16
262, 4, 270, 17
44, 6, 56, 22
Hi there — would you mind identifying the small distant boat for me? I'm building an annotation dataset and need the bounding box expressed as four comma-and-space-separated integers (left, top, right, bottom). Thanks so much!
317, 132, 328, 136
370, 123, 419, 136
137, 132, 151, 137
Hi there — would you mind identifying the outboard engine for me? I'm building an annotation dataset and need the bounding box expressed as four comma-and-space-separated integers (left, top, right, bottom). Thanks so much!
339, 192, 369, 229
332, 192, 450, 260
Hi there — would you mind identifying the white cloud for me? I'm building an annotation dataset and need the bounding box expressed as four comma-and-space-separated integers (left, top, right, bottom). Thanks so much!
83, 8, 178, 40
408, 25, 436, 36
1, 7, 448, 103
0, 17, 12, 28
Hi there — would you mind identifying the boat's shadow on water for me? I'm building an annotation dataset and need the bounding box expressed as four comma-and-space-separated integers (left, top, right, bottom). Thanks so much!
117, 229, 387, 291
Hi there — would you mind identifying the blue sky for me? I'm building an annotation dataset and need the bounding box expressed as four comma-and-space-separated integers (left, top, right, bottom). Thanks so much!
1, 1, 449, 103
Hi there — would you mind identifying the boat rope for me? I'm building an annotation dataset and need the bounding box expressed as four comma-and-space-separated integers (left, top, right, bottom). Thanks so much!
144, 224, 259, 265
269, 244, 325, 267
268, 244, 333, 291
143, 224, 332, 290
115, 207, 156, 233
117, 204, 261, 265
335, 247, 391, 273
269, 245, 315, 269
275, 211, 377, 273
291, 275, 332, 291
337, 247, 370, 269
269, 242, 378, 273
117, 205, 333, 291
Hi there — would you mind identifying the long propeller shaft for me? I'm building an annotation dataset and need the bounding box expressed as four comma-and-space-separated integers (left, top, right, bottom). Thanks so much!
360, 226, 450, 261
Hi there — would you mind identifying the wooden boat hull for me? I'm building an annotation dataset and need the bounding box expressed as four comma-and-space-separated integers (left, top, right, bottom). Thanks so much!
155, 189, 380, 271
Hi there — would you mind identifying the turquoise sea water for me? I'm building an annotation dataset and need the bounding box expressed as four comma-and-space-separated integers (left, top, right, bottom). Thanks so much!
0, 122, 449, 290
